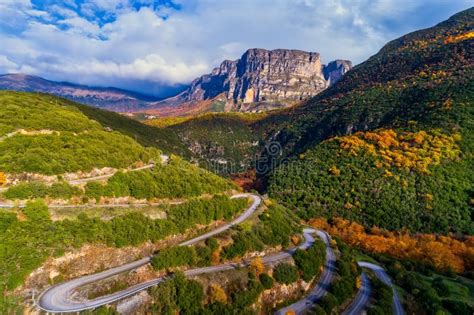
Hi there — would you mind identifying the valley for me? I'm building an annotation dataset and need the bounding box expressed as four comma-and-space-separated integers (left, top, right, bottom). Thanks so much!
0, 5, 473, 315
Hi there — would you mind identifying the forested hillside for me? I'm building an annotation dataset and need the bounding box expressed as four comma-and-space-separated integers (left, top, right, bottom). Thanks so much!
165, 113, 265, 173
267, 8, 473, 234
0, 92, 160, 175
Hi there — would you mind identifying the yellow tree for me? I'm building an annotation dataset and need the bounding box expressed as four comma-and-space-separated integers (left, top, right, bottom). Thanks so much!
0, 172, 6, 186
209, 284, 227, 304
250, 256, 265, 276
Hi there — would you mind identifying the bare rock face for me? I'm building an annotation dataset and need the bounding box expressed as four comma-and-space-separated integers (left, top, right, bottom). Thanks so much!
323, 59, 353, 86
156, 48, 351, 112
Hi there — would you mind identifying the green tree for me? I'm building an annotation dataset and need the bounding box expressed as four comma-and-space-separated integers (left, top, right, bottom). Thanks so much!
273, 263, 299, 284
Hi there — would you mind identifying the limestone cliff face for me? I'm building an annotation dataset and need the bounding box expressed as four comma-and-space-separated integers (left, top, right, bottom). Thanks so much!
156, 48, 351, 112
323, 59, 353, 86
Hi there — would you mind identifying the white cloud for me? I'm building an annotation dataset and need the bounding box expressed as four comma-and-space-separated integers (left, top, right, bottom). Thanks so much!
0, 55, 18, 72
0, 0, 471, 95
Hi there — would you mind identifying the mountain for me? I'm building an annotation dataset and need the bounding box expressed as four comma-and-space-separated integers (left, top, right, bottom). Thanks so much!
0, 74, 159, 112
147, 48, 351, 115
264, 8, 474, 234
149, 8, 473, 234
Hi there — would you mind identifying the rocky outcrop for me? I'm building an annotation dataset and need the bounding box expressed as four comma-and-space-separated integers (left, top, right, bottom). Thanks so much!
154, 48, 351, 112
323, 59, 352, 86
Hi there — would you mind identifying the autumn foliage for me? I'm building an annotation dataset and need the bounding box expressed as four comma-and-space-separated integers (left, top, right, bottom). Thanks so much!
444, 30, 474, 44
309, 217, 474, 273
337, 129, 460, 173
250, 256, 265, 276
0, 172, 6, 186
208, 284, 228, 304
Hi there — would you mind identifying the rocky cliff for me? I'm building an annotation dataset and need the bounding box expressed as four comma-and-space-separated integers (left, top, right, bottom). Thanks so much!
154, 48, 351, 112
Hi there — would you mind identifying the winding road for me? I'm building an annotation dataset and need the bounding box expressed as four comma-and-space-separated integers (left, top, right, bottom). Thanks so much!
37, 193, 261, 313
0, 161, 158, 195
35, 192, 404, 315
358, 262, 405, 315
0, 163, 157, 207
276, 244, 405, 315
275, 230, 336, 315
341, 272, 371, 315
67, 163, 156, 185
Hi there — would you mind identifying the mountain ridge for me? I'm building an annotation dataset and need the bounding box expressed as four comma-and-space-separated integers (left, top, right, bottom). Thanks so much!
0, 73, 161, 112
146, 48, 351, 115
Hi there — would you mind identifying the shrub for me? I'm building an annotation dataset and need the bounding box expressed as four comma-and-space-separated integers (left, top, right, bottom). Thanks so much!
273, 263, 299, 284
259, 273, 274, 289
22, 199, 50, 222
222, 204, 298, 259
4, 182, 48, 200
312, 305, 327, 315
320, 293, 338, 313
293, 241, 326, 281
151, 246, 196, 270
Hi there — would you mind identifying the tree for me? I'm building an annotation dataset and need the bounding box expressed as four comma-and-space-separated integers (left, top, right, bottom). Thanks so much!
273, 263, 299, 284
250, 256, 265, 276
174, 272, 204, 314
208, 284, 227, 304
320, 293, 338, 313
0, 172, 6, 186
151, 246, 196, 270
259, 273, 274, 290
22, 199, 50, 222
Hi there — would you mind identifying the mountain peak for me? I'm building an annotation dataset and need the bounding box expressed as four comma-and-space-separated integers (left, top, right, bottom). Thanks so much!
153, 48, 351, 113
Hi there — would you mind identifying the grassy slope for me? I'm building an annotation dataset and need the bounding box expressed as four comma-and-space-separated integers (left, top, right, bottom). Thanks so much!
266, 8, 474, 233
68, 99, 192, 157
0, 91, 161, 175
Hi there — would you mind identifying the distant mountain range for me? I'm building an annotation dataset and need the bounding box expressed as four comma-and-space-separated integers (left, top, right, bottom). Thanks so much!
0, 74, 160, 112
0, 48, 351, 115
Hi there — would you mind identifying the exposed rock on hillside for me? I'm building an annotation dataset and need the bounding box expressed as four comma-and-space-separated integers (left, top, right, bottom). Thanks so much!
152, 48, 351, 113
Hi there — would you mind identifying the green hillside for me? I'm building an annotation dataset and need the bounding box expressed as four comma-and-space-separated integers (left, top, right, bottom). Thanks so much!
267, 8, 474, 234
0, 91, 160, 175
70, 100, 192, 158
166, 113, 264, 173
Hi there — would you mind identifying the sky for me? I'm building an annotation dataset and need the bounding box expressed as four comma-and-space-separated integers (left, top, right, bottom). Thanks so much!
0, 0, 472, 97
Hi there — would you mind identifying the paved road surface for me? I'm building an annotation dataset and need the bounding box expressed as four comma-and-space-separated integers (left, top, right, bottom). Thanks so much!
275, 230, 336, 315
341, 272, 372, 315
358, 262, 405, 315
37, 194, 261, 313
37, 212, 319, 313
180, 194, 261, 246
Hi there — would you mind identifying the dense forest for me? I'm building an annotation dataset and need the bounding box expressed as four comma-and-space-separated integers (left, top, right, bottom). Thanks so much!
269, 131, 472, 234
310, 217, 473, 274
166, 113, 264, 174
267, 8, 473, 235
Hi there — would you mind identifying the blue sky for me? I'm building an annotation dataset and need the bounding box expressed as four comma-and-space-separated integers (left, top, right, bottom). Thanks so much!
0, 0, 471, 96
